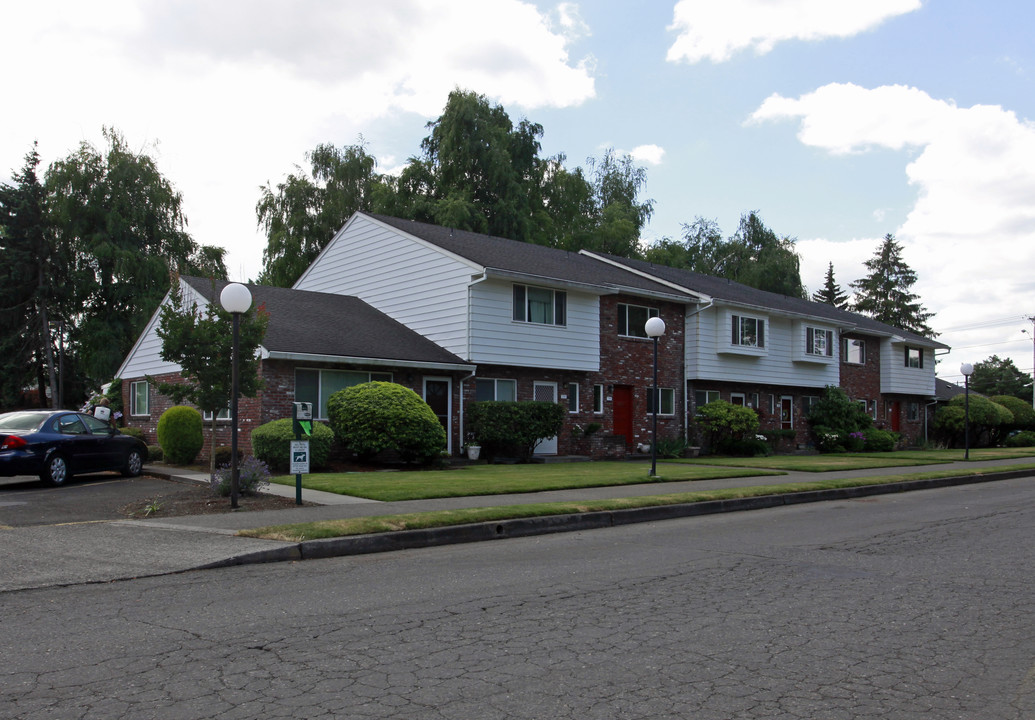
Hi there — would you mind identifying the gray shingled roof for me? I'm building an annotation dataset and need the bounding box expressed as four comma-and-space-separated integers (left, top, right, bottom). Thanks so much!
593, 253, 949, 349
366, 213, 693, 300
181, 277, 470, 368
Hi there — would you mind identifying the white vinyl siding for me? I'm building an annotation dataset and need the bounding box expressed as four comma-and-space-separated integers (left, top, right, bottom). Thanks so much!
116, 281, 211, 379
881, 341, 936, 395
687, 307, 839, 389
293, 215, 475, 356
469, 280, 599, 371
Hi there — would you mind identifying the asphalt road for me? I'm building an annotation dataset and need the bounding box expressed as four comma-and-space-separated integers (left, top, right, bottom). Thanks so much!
1, 477, 1032, 719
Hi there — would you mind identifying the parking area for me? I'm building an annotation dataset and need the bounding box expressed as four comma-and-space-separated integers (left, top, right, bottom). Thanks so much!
0, 474, 181, 527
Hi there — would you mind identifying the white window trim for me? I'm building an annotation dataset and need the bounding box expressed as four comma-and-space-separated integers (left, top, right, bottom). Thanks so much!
512, 284, 567, 327
647, 387, 675, 416
567, 383, 580, 413
593, 384, 604, 414
843, 337, 866, 365
475, 377, 518, 402
130, 381, 149, 416
203, 407, 231, 422
730, 392, 746, 407
805, 326, 834, 357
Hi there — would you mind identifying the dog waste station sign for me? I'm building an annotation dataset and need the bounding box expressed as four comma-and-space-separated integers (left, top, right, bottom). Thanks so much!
291, 402, 313, 504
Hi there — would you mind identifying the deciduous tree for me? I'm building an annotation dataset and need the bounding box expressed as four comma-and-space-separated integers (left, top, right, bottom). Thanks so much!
970, 355, 1033, 402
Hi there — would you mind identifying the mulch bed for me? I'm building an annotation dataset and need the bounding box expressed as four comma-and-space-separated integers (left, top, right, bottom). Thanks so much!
121, 480, 316, 519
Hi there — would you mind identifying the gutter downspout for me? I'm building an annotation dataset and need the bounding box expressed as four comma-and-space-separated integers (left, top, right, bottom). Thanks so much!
460, 272, 490, 455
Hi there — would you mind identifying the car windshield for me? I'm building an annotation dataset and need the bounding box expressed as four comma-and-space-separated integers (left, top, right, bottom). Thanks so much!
0, 412, 51, 432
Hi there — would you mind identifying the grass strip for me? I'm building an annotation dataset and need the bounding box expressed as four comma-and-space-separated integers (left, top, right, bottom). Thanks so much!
271, 463, 784, 502
242, 463, 1035, 542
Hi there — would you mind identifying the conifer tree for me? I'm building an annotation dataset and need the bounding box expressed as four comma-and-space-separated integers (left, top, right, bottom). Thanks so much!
812, 262, 849, 308
850, 234, 936, 336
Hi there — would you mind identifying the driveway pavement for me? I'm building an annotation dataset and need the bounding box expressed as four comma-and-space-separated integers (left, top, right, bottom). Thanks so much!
1, 457, 1031, 593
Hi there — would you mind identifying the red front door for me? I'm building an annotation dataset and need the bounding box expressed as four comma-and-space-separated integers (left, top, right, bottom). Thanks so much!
613, 385, 634, 449
890, 401, 901, 432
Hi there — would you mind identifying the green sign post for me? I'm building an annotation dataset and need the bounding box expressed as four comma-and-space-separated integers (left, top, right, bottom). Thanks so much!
291, 402, 313, 505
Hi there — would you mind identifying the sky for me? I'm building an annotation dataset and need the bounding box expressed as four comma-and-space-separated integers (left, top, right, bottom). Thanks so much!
3, 0, 1034, 387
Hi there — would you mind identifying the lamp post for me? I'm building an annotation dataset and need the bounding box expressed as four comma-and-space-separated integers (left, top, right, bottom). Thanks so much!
220, 282, 252, 509
960, 362, 974, 461
645, 316, 666, 478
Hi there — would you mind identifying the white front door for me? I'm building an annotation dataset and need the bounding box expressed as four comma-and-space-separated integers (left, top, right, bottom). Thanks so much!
533, 381, 558, 455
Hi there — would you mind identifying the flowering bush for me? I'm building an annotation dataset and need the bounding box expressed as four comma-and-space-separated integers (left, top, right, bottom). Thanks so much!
210, 456, 271, 497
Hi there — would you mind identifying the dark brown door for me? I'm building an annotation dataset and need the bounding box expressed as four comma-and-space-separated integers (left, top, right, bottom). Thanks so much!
613, 385, 634, 449
423, 378, 451, 450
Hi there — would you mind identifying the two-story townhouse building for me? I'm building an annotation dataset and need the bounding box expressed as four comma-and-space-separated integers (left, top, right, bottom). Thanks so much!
588, 253, 948, 447
116, 212, 949, 460
294, 213, 697, 456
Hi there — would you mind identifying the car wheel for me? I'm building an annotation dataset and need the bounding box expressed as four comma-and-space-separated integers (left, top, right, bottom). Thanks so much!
42, 454, 69, 486
122, 448, 144, 477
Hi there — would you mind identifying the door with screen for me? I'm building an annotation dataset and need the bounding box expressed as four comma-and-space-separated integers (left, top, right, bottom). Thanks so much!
423, 378, 452, 453
532, 381, 558, 454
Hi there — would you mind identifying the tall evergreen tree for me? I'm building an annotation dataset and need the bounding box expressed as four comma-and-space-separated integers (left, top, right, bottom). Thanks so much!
0, 144, 64, 407
812, 262, 849, 308
850, 233, 936, 336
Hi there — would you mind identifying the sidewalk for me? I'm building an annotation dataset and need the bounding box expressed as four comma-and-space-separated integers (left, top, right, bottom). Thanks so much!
3, 458, 1030, 593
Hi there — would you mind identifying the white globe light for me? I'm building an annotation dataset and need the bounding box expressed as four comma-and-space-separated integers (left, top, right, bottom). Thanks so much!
644, 316, 666, 338
220, 283, 252, 314
960, 362, 974, 377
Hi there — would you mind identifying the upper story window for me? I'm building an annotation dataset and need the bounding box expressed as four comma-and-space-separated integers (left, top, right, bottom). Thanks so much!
905, 347, 924, 369
805, 327, 834, 357
513, 284, 566, 326
732, 314, 765, 348
617, 303, 659, 338
843, 338, 866, 364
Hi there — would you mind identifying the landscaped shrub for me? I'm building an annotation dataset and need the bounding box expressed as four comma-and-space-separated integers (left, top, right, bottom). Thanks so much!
654, 437, 690, 459
990, 395, 1035, 441
807, 386, 873, 452
210, 456, 272, 496
156, 406, 203, 465
212, 445, 244, 467
935, 394, 1013, 448
327, 382, 446, 464
467, 401, 566, 461
696, 400, 760, 449
147, 444, 163, 462
1005, 430, 1035, 447
863, 428, 897, 452
811, 425, 845, 453
251, 418, 334, 472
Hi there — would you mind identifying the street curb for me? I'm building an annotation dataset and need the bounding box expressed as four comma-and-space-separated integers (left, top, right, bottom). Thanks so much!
194, 468, 1032, 569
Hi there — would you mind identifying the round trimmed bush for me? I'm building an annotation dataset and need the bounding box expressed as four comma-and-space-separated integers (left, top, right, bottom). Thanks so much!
156, 406, 203, 465
251, 418, 334, 472
1005, 430, 1035, 447
327, 381, 446, 464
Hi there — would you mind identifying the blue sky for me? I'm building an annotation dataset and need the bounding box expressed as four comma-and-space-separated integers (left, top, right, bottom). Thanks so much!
3, 1, 1034, 385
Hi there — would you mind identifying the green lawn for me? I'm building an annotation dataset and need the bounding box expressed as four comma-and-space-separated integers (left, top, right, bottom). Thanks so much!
271, 461, 786, 502
668, 447, 1035, 472
245, 464, 1035, 542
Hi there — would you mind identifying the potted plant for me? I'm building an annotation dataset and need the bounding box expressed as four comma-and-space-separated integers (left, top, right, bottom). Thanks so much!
464, 432, 481, 460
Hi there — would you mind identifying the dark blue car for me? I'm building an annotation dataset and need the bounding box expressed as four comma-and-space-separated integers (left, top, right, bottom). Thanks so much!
0, 410, 147, 486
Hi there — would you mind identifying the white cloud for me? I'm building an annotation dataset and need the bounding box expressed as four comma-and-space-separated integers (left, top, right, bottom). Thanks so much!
630, 144, 666, 165
751, 82, 1035, 375
0, 0, 596, 282
667, 0, 921, 63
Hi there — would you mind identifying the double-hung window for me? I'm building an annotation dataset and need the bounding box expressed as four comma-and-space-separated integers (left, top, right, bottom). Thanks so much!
130, 381, 149, 416
805, 327, 833, 357
694, 389, 720, 414
567, 383, 579, 413
203, 407, 231, 422
843, 338, 865, 364
513, 285, 566, 326
731, 314, 765, 348
475, 378, 517, 402
905, 347, 924, 369
617, 303, 659, 338
646, 388, 675, 415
